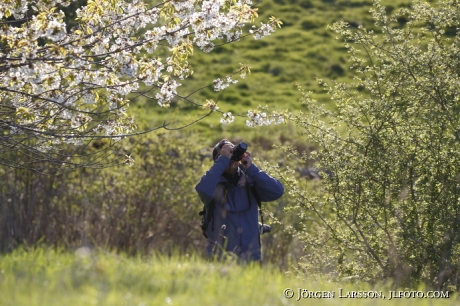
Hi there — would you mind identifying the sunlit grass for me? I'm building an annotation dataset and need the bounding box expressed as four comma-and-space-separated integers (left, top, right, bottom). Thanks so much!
130, 0, 419, 138
0, 248, 457, 306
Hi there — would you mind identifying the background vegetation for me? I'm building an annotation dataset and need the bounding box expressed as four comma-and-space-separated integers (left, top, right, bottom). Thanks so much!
4, 0, 395, 258
3, 0, 460, 302
265, 0, 460, 292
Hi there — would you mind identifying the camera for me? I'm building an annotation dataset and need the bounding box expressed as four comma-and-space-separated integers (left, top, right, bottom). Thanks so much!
231, 142, 248, 161
258, 222, 271, 235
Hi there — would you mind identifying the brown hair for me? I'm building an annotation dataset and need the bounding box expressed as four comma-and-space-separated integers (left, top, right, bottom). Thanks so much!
212, 139, 232, 161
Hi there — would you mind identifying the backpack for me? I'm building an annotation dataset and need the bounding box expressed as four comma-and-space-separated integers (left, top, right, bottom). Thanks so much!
198, 182, 263, 238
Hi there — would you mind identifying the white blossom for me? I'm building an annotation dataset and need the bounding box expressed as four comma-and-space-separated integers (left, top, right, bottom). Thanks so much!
155, 80, 181, 107
82, 92, 96, 105
245, 110, 285, 127
220, 112, 234, 124
250, 22, 276, 40
213, 76, 238, 91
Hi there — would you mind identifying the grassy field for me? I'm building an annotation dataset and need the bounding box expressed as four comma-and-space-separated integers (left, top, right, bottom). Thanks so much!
129, 0, 417, 138
0, 248, 457, 306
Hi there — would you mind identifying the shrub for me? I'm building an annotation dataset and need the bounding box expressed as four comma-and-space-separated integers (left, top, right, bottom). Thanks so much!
281, 0, 460, 290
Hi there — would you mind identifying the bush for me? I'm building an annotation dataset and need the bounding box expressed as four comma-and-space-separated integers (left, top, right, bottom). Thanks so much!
0, 133, 209, 255
0, 129, 304, 266
281, 0, 460, 290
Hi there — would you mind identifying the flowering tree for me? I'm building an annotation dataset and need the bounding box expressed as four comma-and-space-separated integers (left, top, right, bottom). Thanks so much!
0, 0, 283, 170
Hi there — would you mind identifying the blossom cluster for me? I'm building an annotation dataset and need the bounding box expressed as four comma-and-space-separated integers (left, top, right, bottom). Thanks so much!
202, 100, 219, 111
213, 76, 238, 91
0, 0, 281, 149
250, 16, 283, 40
220, 112, 235, 124
246, 110, 285, 127
155, 80, 181, 107
250, 22, 275, 40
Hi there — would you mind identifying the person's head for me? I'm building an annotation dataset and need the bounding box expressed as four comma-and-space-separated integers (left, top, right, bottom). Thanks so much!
212, 139, 231, 161
212, 139, 240, 174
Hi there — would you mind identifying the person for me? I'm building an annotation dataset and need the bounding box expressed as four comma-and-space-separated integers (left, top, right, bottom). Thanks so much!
195, 139, 284, 262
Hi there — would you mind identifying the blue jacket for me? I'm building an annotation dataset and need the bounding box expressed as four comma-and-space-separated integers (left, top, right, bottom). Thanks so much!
195, 155, 284, 261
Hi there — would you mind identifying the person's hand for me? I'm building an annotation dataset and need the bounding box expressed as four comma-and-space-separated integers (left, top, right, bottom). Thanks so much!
220, 144, 233, 159
240, 152, 252, 170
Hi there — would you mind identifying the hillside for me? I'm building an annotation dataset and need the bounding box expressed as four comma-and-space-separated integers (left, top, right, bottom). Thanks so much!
129, 0, 412, 138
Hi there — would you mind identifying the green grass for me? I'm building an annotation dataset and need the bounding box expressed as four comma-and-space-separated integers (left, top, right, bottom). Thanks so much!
128, 0, 420, 138
0, 248, 458, 306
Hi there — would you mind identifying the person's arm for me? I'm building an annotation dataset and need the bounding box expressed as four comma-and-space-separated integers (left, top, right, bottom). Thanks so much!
240, 152, 284, 201
245, 163, 284, 202
195, 144, 233, 205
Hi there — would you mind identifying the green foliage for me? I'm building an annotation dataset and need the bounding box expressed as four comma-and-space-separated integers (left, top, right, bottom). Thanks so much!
282, 0, 460, 290
0, 132, 210, 254
0, 129, 302, 266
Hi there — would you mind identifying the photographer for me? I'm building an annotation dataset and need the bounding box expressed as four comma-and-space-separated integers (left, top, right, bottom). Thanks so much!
195, 139, 284, 262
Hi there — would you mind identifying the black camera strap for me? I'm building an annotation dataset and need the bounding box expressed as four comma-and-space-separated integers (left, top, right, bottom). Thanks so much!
245, 183, 264, 249
245, 183, 264, 227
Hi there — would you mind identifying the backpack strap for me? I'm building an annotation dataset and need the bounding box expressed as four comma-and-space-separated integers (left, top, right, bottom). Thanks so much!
199, 183, 228, 238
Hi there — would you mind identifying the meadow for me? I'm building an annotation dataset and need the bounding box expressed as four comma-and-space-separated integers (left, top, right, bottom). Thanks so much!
0, 248, 457, 306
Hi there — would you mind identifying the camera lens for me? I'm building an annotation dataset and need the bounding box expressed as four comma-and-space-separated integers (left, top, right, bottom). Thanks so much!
231, 142, 248, 161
